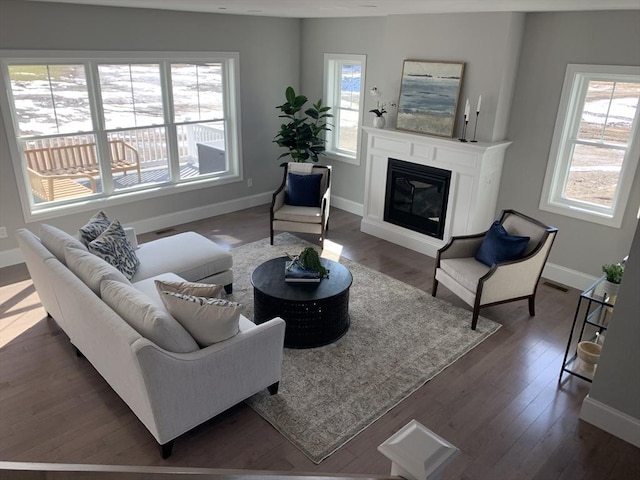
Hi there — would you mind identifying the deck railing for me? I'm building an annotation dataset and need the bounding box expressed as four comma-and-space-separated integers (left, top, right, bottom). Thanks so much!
22, 124, 225, 169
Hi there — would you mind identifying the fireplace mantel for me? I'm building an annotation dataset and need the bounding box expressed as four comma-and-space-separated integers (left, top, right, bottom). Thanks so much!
361, 127, 511, 257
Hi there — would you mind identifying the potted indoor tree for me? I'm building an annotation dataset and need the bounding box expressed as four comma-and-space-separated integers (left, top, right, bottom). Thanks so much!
274, 86, 332, 163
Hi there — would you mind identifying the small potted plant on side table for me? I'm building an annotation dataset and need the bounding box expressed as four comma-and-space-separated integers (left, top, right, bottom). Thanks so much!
601, 262, 624, 304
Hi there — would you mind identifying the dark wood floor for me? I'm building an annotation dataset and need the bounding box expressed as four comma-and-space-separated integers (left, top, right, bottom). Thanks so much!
1, 205, 638, 479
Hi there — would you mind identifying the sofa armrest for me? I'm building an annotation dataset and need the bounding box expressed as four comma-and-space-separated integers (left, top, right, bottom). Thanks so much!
132, 317, 286, 444
123, 226, 138, 249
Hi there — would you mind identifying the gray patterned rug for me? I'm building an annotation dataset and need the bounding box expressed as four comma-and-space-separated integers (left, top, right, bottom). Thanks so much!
230, 233, 500, 464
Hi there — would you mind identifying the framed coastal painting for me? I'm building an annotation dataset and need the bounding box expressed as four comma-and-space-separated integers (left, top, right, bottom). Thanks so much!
396, 60, 465, 137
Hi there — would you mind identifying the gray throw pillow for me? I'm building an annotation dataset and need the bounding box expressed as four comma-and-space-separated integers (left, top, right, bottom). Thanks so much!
78, 210, 112, 246
88, 219, 140, 280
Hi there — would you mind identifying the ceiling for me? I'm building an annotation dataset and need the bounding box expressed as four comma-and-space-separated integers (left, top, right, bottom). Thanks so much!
26, 0, 640, 18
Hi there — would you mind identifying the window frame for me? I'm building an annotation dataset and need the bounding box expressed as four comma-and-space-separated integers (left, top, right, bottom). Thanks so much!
539, 63, 640, 228
324, 53, 366, 166
0, 50, 243, 222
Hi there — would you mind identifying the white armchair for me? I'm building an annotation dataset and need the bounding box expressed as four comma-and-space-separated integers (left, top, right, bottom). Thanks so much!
432, 210, 558, 330
270, 162, 331, 247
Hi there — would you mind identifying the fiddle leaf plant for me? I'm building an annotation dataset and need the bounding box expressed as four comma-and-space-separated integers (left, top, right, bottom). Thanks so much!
274, 86, 332, 163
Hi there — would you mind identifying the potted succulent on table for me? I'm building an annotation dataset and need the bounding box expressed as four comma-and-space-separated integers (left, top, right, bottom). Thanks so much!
601, 262, 624, 304
274, 86, 332, 164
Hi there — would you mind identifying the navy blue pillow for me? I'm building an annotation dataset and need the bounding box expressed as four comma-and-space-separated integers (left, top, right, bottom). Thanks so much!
475, 221, 530, 266
285, 172, 323, 207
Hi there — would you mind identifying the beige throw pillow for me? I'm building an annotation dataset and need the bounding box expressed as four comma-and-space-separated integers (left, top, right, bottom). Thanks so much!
154, 279, 224, 298
158, 291, 241, 347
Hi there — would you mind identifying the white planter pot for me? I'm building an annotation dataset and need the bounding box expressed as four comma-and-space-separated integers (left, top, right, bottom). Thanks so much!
602, 280, 620, 305
373, 116, 386, 129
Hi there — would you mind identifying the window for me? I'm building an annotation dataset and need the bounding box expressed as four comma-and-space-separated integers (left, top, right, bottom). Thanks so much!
324, 54, 366, 165
0, 51, 241, 221
540, 64, 640, 227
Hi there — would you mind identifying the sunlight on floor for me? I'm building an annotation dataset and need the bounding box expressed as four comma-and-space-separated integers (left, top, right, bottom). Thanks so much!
321, 239, 344, 262
0, 280, 45, 348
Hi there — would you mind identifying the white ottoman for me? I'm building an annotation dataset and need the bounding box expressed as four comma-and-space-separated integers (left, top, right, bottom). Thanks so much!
131, 232, 234, 292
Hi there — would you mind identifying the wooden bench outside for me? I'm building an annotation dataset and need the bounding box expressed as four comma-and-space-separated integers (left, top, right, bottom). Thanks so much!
24, 140, 142, 201
27, 168, 95, 202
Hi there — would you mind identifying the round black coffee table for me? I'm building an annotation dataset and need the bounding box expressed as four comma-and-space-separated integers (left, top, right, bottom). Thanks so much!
251, 257, 352, 348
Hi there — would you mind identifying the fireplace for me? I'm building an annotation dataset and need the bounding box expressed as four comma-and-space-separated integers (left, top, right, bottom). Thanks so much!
384, 158, 451, 239
361, 127, 510, 257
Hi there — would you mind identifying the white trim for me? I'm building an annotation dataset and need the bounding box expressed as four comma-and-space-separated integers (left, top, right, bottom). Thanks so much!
0, 49, 243, 223
330, 195, 363, 216
580, 395, 640, 448
542, 262, 598, 291
1, 191, 271, 268
324, 53, 367, 167
539, 64, 640, 228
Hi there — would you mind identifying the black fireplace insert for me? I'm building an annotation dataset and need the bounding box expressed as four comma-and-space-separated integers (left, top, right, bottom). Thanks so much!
384, 158, 451, 239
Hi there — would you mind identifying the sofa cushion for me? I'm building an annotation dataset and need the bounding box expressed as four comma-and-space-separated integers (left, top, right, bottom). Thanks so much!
131, 232, 232, 283
39, 224, 87, 264
158, 290, 241, 347
132, 272, 186, 308
440, 258, 492, 292
475, 221, 530, 267
101, 280, 199, 353
273, 204, 322, 224
78, 210, 112, 246
65, 246, 131, 295
88, 219, 140, 280
285, 172, 323, 207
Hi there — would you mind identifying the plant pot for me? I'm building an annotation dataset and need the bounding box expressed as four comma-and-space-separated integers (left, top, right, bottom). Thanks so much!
373, 116, 386, 129
602, 280, 620, 305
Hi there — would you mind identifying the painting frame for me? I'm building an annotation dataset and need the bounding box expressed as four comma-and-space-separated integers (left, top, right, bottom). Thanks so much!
396, 60, 465, 138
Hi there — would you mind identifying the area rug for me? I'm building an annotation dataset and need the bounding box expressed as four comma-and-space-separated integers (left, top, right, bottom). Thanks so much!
230, 233, 500, 464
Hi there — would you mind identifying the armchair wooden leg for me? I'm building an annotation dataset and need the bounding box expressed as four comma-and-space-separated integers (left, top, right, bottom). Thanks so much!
432, 279, 439, 297
528, 296, 536, 316
471, 307, 480, 330
270, 227, 274, 245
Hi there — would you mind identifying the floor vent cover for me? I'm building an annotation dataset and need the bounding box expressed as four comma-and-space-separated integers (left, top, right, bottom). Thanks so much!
155, 228, 176, 235
543, 281, 569, 292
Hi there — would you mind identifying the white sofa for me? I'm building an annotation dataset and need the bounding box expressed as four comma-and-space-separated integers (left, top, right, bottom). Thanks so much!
16, 226, 286, 458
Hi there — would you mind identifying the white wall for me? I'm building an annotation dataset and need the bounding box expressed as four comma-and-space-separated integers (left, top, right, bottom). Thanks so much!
499, 11, 640, 278
300, 12, 525, 212
0, 0, 300, 254
581, 222, 640, 446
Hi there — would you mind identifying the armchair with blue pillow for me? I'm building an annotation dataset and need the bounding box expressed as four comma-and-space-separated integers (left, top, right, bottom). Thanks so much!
270, 162, 331, 246
432, 209, 558, 330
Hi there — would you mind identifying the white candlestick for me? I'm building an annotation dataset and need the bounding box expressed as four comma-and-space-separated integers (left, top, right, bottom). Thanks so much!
476, 95, 482, 113
464, 98, 470, 119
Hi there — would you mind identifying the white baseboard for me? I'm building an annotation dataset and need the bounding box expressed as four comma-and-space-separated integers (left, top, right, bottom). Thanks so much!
0, 194, 606, 293
331, 196, 363, 217
128, 191, 271, 234
0, 247, 23, 269
0, 192, 272, 268
580, 395, 640, 448
542, 262, 598, 291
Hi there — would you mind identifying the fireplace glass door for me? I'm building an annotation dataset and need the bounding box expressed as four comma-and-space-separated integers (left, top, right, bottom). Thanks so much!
384, 159, 451, 239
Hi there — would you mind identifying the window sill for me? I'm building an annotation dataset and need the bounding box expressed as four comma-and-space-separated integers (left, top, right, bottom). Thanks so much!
325, 151, 360, 166
25, 172, 243, 223
539, 201, 623, 229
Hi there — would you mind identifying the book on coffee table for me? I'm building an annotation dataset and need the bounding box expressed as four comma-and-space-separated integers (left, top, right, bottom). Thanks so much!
285, 261, 321, 283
